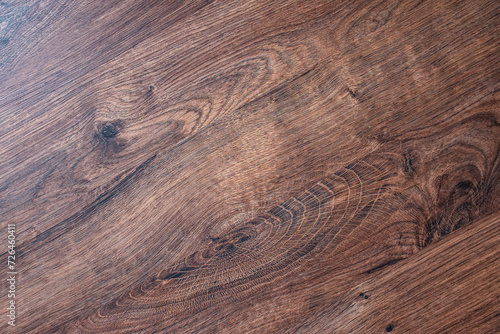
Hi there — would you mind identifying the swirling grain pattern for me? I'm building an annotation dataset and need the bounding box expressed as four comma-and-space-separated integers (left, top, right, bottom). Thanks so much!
0, 0, 498, 333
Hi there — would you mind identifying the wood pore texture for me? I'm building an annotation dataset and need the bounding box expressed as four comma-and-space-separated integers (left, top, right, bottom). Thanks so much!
0, 0, 499, 333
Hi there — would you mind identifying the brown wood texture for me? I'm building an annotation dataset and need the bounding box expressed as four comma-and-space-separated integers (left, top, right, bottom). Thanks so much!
0, 0, 499, 333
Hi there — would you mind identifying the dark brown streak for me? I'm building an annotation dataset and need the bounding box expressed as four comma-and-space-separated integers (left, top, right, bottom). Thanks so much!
13, 153, 157, 259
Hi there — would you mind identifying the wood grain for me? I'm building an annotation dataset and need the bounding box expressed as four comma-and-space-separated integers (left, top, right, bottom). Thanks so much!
0, 0, 498, 333
294, 213, 500, 334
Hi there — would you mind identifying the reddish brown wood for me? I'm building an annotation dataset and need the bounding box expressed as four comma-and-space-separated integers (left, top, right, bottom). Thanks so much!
0, 0, 498, 332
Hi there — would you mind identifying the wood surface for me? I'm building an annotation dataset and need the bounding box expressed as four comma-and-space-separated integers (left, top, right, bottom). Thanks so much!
0, 0, 499, 333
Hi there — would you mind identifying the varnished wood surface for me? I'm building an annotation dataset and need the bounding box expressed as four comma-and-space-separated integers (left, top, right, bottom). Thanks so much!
0, 0, 499, 333
294, 213, 500, 334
